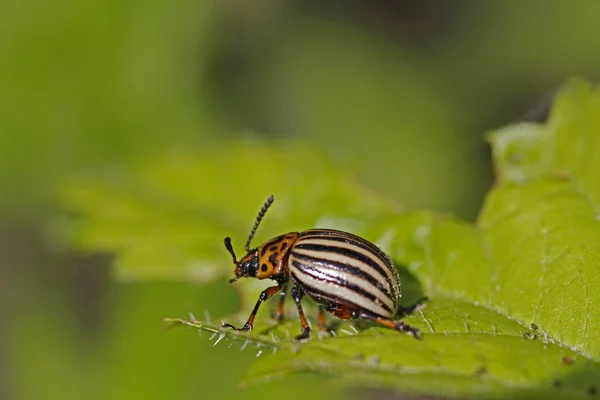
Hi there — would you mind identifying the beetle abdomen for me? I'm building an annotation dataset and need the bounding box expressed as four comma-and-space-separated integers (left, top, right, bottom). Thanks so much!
288, 229, 401, 319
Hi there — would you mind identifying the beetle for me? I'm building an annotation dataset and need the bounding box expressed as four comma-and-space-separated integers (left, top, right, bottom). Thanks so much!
223, 195, 424, 341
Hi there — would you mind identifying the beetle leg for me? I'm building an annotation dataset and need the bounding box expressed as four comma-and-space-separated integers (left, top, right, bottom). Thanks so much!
291, 286, 311, 341
317, 306, 327, 331
397, 296, 429, 316
223, 284, 283, 332
273, 282, 288, 322
315, 306, 336, 336
357, 311, 422, 339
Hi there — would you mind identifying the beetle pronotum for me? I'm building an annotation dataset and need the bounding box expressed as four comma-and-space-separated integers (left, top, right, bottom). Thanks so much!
223, 195, 424, 341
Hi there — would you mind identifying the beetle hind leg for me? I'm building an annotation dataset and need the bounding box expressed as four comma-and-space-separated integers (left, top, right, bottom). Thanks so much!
316, 306, 336, 336
357, 311, 422, 339
398, 296, 429, 316
317, 306, 327, 331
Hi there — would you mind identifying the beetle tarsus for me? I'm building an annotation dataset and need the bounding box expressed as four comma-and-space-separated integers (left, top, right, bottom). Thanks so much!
295, 327, 311, 342
222, 322, 252, 332
395, 321, 422, 339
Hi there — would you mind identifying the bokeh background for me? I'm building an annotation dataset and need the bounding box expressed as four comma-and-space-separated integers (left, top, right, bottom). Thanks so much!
1, 1, 599, 399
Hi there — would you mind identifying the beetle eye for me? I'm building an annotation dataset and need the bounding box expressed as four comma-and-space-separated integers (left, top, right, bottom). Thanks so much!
243, 257, 259, 277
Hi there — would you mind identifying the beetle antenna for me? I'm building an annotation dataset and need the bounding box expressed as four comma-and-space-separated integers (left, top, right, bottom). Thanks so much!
245, 195, 274, 252
224, 237, 237, 264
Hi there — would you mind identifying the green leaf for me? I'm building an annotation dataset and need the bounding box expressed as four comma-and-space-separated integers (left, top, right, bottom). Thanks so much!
166, 294, 599, 399
481, 78, 600, 359
59, 78, 600, 398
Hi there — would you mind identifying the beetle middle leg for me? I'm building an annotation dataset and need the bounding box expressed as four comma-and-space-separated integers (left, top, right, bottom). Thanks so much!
223, 284, 283, 332
273, 282, 288, 322
291, 286, 311, 341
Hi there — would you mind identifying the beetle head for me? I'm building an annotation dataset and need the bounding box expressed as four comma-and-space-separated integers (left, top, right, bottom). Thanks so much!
224, 237, 259, 282
224, 195, 274, 283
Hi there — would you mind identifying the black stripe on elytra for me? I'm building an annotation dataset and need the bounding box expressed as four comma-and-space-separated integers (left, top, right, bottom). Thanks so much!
301, 229, 385, 258
291, 260, 393, 315
301, 233, 400, 291
299, 233, 397, 283
290, 251, 393, 300
291, 272, 391, 318
293, 242, 395, 293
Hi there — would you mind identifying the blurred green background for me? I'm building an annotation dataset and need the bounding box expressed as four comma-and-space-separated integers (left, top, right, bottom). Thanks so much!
1, 1, 600, 399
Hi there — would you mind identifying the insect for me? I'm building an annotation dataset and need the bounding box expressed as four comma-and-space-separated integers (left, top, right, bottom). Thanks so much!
223, 195, 424, 341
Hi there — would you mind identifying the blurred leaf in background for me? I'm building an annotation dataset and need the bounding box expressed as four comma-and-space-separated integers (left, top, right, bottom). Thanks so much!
0, 0, 218, 210
54, 140, 399, 284
2, 1, 600, 400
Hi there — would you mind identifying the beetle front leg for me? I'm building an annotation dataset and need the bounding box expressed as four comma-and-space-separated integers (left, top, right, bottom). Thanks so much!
291, 286, 311, 341
223, 284, 283, 332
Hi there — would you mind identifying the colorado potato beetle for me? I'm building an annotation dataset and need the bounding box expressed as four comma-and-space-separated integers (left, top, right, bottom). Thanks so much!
223, 195, 423, 341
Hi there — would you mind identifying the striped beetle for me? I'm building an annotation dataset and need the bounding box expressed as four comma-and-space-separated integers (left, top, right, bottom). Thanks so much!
223, 195, 423, 341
